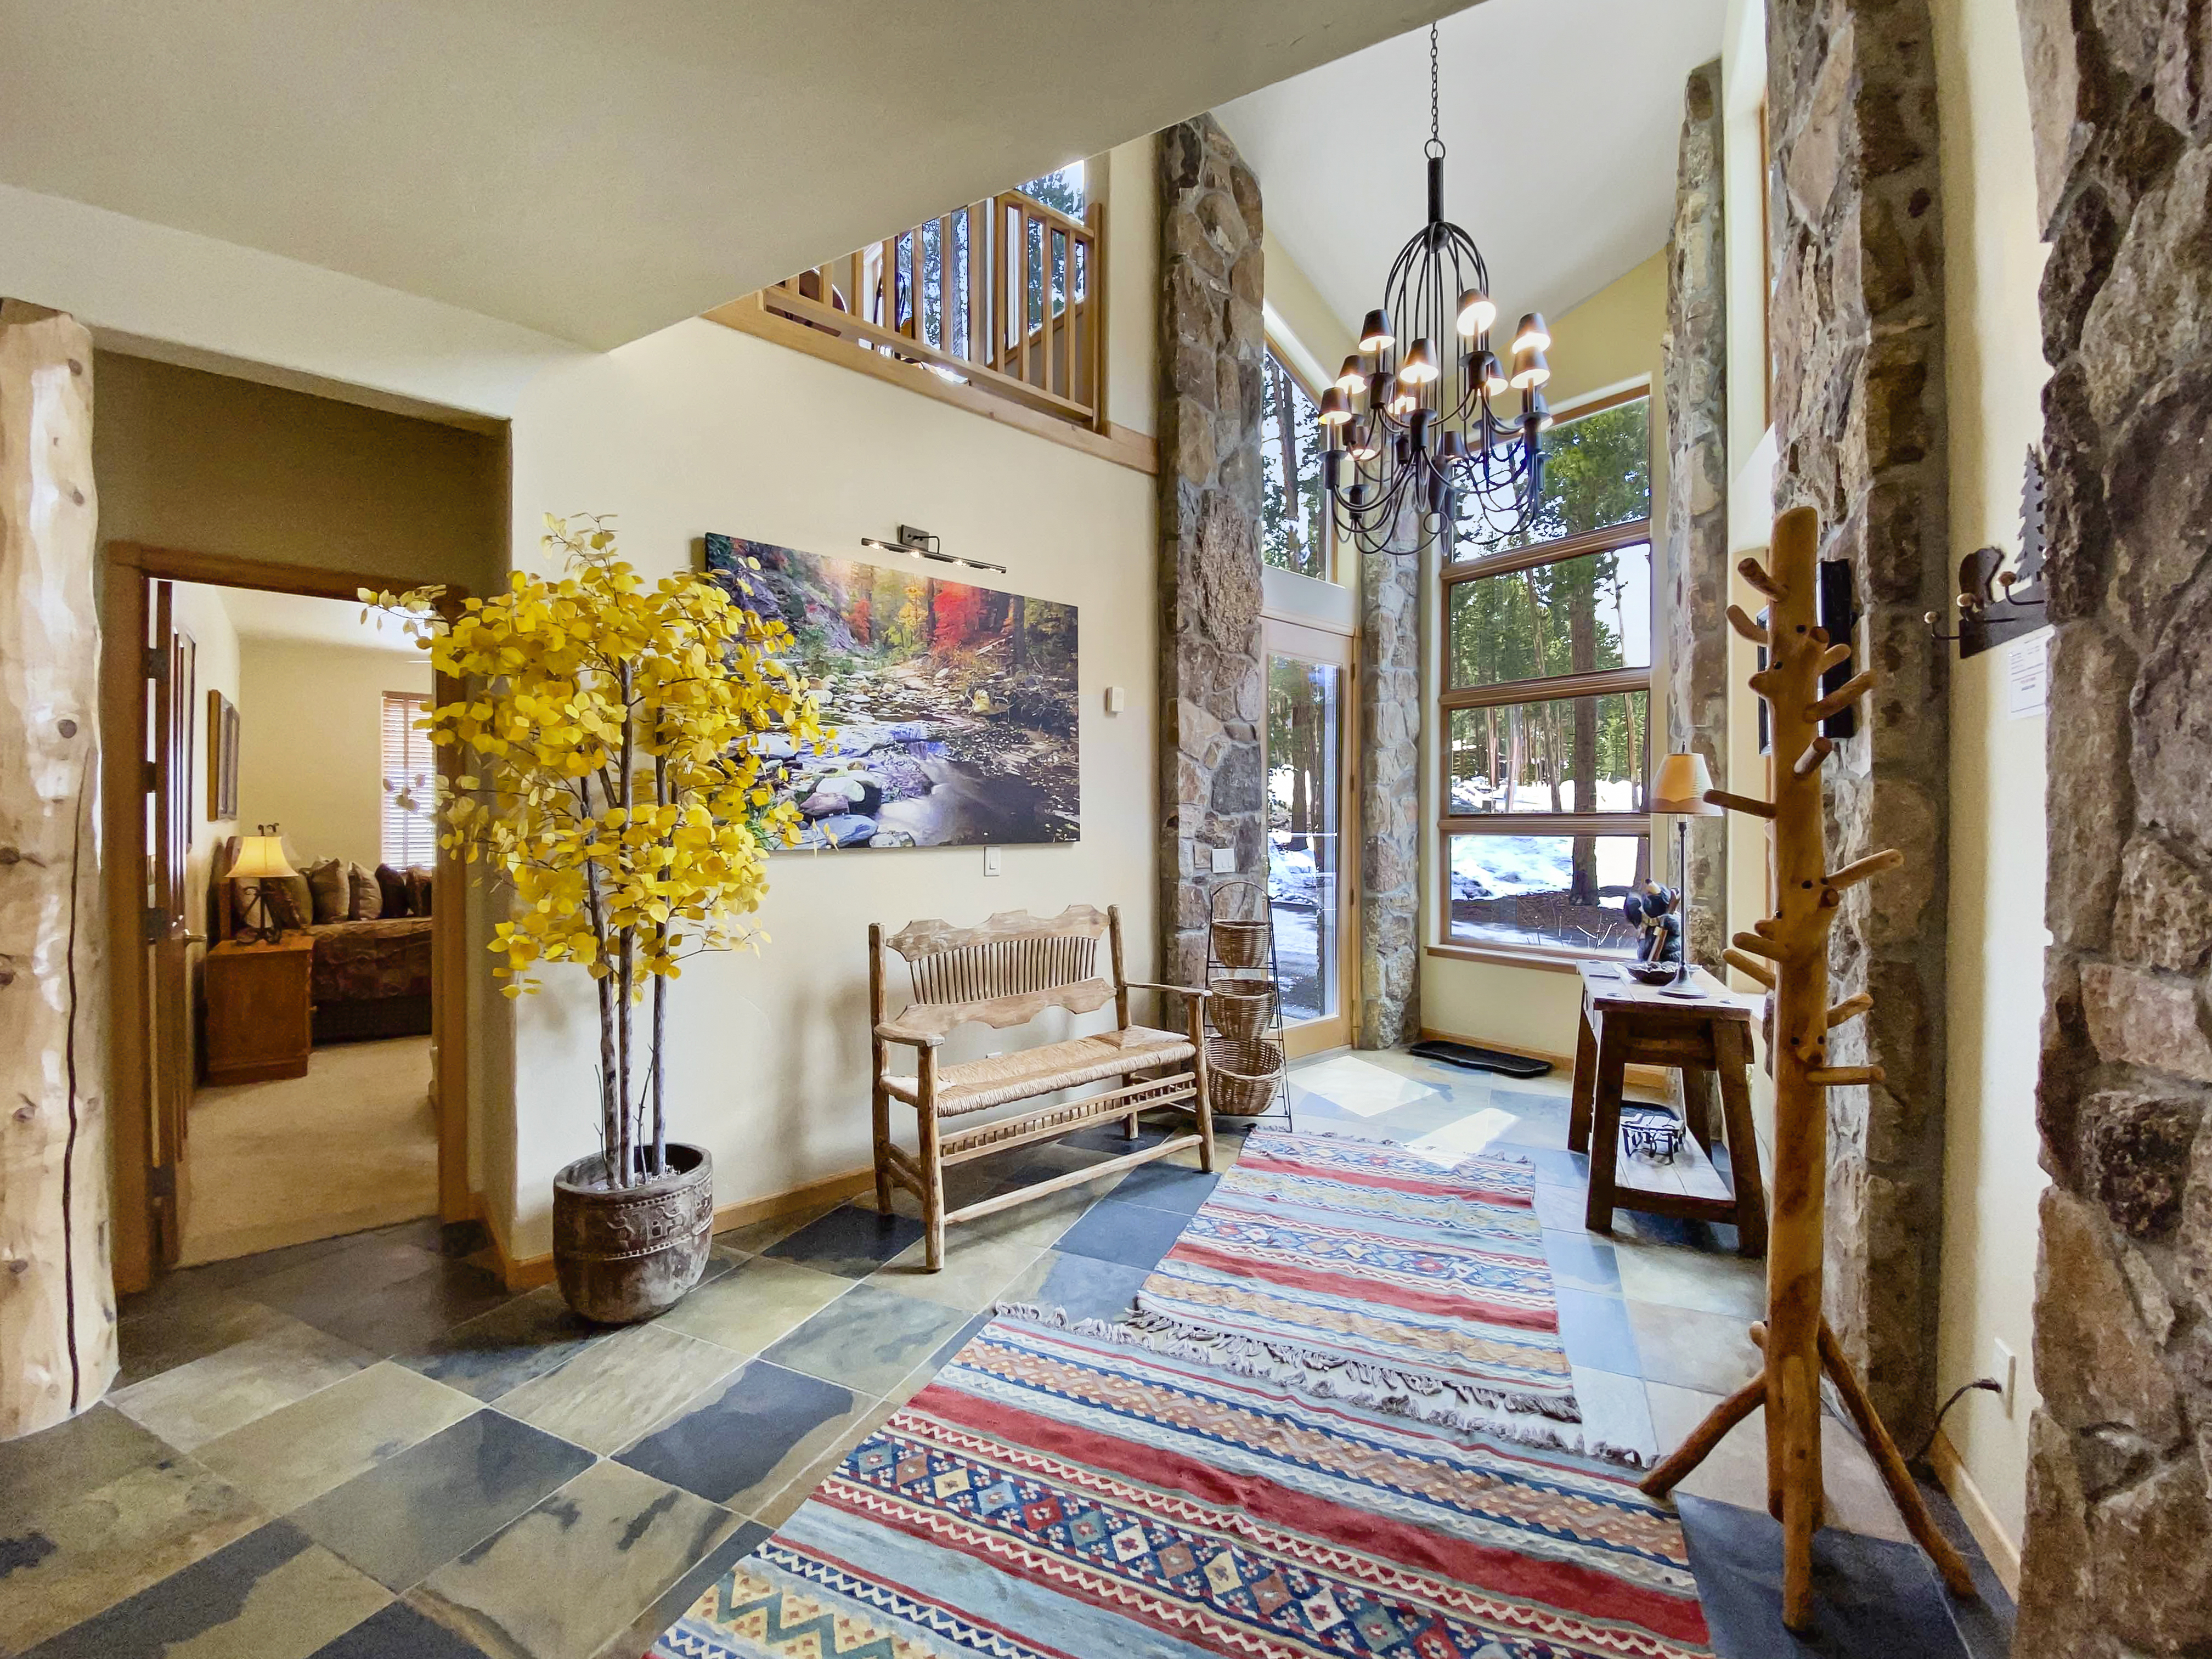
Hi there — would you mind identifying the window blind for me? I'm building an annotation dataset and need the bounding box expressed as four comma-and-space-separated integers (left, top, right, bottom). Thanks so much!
380, 691, 437, 867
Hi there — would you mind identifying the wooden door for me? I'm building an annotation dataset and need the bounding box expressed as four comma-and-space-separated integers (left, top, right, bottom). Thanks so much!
146, 581, 198, 1263
1263, 618, 1357, 1057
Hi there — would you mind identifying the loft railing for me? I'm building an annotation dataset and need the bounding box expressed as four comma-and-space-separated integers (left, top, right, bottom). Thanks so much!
754, 188, 1104, 431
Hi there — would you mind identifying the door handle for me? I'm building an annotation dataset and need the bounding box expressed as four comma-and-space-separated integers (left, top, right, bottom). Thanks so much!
182, 932, 208, 945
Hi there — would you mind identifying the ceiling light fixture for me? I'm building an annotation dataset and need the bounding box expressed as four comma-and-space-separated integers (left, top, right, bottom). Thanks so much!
1321, 23, 1554, 558
857, 524, 1007, 575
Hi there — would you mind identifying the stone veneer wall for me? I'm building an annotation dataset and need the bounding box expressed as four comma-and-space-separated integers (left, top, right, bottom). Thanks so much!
1664, 58, 1731, 969
1155, 118, 1267, 990
1359, 527, 1422, 1049
2012, 0, 2212, 1648
1766, 0, 1952, 1446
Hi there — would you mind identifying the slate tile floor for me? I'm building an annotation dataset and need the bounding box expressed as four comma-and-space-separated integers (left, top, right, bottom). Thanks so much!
0, 1052, 2015, 1659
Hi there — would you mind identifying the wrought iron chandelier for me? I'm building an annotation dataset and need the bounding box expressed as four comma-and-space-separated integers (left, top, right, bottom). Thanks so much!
1319, 24, 1553, 558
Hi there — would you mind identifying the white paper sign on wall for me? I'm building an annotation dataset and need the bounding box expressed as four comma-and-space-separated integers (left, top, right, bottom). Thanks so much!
2007, 631, 2050, 721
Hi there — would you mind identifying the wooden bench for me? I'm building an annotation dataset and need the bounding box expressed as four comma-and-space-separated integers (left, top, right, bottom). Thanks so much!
869, 904, 1215, 1269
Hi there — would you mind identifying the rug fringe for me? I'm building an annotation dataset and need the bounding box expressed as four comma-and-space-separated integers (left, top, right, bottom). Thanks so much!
990, 1301, 1652, 1469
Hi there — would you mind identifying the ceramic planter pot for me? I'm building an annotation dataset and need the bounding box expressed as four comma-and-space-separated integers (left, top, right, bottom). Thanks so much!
551, 1143, 715, 1323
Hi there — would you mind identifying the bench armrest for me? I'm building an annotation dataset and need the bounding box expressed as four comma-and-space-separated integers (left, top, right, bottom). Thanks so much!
1122, 979, 1211, 1001
873, 1020, 943, 1049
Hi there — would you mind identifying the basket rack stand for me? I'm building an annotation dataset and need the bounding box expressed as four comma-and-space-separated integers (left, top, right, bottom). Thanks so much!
1203, 878, 1294, 1130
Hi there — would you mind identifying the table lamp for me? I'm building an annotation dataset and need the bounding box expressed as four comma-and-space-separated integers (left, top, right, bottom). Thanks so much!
1652, 752, 1723, 912
229, 827, 298, 944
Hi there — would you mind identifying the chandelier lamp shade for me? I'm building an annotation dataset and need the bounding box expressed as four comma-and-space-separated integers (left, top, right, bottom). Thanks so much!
1322, 24, 1555, 559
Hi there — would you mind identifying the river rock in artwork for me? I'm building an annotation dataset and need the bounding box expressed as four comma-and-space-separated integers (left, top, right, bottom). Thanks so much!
705, 532, 1079, 850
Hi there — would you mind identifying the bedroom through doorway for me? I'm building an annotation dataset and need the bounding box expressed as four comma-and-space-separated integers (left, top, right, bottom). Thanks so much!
126, 567, 463, 1268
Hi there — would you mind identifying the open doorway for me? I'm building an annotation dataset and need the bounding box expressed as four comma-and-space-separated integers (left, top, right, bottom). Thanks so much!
103, 546, 473, 1285
162, 580, 444, 1262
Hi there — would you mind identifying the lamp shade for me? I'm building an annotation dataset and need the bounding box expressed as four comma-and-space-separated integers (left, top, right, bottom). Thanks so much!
1652, 752, 1723, 816
228, 834, 298, 881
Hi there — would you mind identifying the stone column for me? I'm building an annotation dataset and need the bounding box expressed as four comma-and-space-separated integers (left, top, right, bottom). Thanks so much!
2012, 0, 2212, 1650
1358, 518, 1422, 1049
1766, 0, 1951, 1446
1156, 119, 1267, 991
1664, 58, 1730, 969
0, 300, 114, 1440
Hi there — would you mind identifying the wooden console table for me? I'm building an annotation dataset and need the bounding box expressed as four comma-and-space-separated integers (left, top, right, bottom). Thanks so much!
1566, 961, 1768, 1257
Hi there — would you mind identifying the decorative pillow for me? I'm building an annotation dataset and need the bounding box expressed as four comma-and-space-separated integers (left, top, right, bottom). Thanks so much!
304, 859, 350, 924
257, 877, 308, 933
376, 863, 413, 918
276, 871, 314, 932
405, 867, 434, 917
347, 860, 382, 921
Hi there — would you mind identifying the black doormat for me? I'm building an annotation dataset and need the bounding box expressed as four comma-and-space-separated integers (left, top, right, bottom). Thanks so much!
1406, 1040, 1553, 1079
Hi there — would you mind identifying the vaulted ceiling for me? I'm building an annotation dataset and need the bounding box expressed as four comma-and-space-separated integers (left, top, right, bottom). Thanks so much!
1215, 0, 1726, 338
0, 0, 1475, 349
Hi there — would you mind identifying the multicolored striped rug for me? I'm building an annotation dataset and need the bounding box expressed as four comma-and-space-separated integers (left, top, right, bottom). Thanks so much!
653, 1316, 1711, 1659
1097, 1127, 1599, 1454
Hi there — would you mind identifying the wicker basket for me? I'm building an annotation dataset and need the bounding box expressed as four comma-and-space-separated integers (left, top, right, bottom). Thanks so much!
1206, 1032, 1285, 1117
1211, 918, 1272, 970
1208, 977, 1276, 1043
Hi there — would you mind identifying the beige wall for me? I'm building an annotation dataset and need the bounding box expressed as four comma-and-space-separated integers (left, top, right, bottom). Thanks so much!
1420, 249, 1671, 1056
494, 144, 1163, 1256
235, 636, 429, 872
1931, 0, 2052, 1559
93, 350, 507, 595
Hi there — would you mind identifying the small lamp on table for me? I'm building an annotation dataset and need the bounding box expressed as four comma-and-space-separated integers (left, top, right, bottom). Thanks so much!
1651, 752, 1724, 929
228, 828, 298, 945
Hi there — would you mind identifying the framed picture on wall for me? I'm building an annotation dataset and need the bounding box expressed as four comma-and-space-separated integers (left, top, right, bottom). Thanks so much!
207, 690, 240, 821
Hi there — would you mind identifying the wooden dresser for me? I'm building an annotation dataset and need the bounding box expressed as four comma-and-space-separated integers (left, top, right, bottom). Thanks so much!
202, 936, 314, 1084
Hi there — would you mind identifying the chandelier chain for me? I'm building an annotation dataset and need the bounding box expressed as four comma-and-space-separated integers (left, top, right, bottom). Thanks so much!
1426, 24, 1443, 159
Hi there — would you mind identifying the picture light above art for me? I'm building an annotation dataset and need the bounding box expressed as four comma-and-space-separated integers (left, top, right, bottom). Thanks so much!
704, 532, 1077, 853
857, 523, 1008, 575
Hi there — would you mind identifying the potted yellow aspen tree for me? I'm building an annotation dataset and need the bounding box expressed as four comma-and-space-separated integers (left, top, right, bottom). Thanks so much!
377, 514, 824, 1322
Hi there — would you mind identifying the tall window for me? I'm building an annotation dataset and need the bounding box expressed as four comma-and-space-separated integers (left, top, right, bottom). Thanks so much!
1440, 392, 1653, 953
1261, 349, 1329, 580
380, 691, 437, 868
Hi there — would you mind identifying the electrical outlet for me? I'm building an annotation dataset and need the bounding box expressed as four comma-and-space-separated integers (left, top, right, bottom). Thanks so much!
1211, 847, 1237, 874
1993, 1338, 2018, 1416
984, 846, 1002, 877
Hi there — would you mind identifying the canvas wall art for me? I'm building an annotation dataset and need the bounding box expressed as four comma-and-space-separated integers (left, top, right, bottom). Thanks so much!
704, 533, 1078, 849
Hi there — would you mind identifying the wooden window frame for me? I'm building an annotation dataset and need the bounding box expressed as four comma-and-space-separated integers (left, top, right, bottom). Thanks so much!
1435, 394, 1656, 963
1260, 342, 1339, 586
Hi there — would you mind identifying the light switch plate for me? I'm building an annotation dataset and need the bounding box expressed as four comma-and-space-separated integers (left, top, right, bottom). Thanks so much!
1993, 1338, 2017, 1415
1104, 685, 1126, 714
1210, 847, 1237, 874
984, 846, 1002, 876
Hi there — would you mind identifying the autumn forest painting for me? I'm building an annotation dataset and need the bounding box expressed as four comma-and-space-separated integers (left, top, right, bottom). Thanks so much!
704, 534, 1079, 850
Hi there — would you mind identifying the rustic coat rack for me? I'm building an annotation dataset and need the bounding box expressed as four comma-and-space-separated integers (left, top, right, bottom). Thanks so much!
1639, 506, 1977, 1629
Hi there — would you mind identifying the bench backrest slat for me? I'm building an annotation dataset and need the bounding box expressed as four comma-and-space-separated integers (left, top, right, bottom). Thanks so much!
876, 904, 1119, 1036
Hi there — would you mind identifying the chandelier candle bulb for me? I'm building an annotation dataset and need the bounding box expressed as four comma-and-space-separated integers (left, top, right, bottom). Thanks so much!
1336, 356, 1366, 394
1359, 309, 1393, 352
1513, 313, 1551, 353
1510, 347, 1550, 391
1318, 387, 1351, 425
1400, 337, 1439, 383
1455, 288, 1496, 335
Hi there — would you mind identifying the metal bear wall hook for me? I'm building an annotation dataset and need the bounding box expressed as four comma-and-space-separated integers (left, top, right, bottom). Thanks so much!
1926, 447, 2047, 656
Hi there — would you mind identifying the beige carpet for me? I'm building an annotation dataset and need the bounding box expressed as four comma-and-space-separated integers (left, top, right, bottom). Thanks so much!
180, 1035, 439, 1265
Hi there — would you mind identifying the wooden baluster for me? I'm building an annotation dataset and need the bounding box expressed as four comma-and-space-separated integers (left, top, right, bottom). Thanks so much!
966, 203, 987, 364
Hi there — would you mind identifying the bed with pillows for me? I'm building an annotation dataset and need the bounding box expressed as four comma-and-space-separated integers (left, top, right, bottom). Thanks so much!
210, 838, 437, 1043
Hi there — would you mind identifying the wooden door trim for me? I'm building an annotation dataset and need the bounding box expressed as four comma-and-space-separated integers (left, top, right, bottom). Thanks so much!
102, 542, 476, 1293
1263, 618, 1358, 1057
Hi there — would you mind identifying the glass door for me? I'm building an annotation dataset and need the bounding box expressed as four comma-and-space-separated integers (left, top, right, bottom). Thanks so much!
1264, 619, 1354, 1056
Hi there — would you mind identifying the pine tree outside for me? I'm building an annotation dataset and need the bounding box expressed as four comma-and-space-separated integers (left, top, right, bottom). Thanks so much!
1440, 393, 1655, 953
